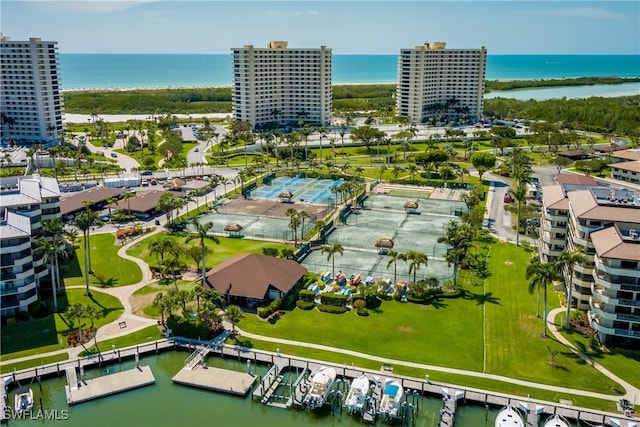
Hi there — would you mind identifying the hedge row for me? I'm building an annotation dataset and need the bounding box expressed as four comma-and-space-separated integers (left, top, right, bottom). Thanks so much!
258, 297, 282, 319
296, 300, 315, 310
320, 293, 347, 307
317, 304, 348, 314
298, 289, 316, 302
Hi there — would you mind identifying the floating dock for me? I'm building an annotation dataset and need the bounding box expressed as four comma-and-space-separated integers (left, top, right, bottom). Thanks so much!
172, 364, 256, 396
65, 365, 155, 404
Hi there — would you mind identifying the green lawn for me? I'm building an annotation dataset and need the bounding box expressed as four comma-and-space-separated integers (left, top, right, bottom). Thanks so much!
555, 312, 640, 390
0, 353, 69, 374
127, 234, 290, 272
81, 325, 164, 355
237, 242, 624, 396
61, 233, 142, 287
1, 289, 124, 357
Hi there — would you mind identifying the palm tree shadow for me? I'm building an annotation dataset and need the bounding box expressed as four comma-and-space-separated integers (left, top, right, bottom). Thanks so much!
88, 295, 106, 309
466, 291, 501, 305
427, 298, 448, 309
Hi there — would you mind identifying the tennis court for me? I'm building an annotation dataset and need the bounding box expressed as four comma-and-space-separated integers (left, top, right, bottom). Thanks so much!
195, 211, 315, 241
301, 193, 468, 283
249, 176, 345, 204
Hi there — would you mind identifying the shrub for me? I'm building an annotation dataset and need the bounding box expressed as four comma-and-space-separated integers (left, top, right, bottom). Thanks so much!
298, 289, 316, 302
320, 293, 347, 307
353, 299, 367, 310
317, 304, 348, 314
17, 310, 30, 321
258, 297, 282, 319
356, 307, 369, 316
296, 300, 315, 310
166, 315, 210, 339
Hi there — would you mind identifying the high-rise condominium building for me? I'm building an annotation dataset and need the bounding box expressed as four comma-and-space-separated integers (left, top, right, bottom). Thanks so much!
0, 175, 61, 318
396, 42, 486, 124
231, 41, 332, 131
0, 34, 64, 145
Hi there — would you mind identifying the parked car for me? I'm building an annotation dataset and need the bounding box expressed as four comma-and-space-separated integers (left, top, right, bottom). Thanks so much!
110, 152, 117, 158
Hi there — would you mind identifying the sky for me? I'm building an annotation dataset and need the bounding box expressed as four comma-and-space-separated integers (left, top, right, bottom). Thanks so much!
1, 0, 639, 55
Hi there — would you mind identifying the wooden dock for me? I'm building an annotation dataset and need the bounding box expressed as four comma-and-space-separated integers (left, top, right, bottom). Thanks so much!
172, 364, 256, 396
439, 388, 464, 426
65, 365, 155, 404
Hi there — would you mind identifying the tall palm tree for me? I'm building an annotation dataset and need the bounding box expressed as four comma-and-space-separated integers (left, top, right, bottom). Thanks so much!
557, 247, 587, 330
74, 209, 99, 296
122, 191, 136, 215
386, 250, 402, 285
285, 208, 301, 245
321, 242, 344, 274
185, 219, 219, 286
399, 250, 428, 284
153, 292, 172, 326
41, 218, 66, 311
512, 183, 528, 247
84, 304, 104, 350
525, 258, 559, 337
298, 210, 310, 240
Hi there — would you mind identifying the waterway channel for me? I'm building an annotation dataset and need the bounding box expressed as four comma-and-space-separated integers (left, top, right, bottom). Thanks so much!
5, 350, 583, 427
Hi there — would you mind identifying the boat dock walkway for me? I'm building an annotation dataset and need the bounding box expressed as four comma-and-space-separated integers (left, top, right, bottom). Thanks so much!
172, 364, 256, 396
65, 365, 155, 405
439, 388, 464, 426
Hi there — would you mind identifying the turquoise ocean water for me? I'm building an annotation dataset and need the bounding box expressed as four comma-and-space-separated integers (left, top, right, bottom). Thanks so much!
59, 54, 640, 90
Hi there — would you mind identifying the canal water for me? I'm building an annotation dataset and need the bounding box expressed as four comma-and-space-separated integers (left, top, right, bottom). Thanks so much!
5, 350, 573, 427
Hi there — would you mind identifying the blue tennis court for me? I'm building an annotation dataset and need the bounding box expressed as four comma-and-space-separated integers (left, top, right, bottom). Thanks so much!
249, 176, 345, 205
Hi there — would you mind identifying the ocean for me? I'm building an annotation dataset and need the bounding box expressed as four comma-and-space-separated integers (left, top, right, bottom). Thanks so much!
59, 54, 640, 91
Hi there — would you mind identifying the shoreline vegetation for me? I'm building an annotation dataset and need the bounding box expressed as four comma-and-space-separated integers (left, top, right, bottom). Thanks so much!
62, 77, 640, 116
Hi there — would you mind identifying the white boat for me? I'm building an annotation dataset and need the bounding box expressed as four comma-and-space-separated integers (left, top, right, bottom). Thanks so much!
378, 379, 404, 417
14, 386, 33, 413
544, 414, 570, 427
495, 405, 524, 427
343, 374, 370, 413
303, 367, 336, 409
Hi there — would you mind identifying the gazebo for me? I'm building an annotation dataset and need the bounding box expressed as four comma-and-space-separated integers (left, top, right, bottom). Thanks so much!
403, 200, 419, 214
278, 190, 294, 203
224, 222, 243, 237
164, 177, 186, 190
374, 237, 394, 254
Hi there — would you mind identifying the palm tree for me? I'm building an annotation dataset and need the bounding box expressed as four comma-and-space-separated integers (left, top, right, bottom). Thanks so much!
41, 218, 66, 312
74, 209, 99, 296
512, 183, 528, 246
285, 208, 301, 245
105, 196, 118, 216
191, 284, 209, 312
298, 210, 310, 240
321, 242, 344, 274
66, 303, 87, 348
557, 247, 588, 330
185, 219, 219, 286
153, 292, 172, 326
224, 305, 244, 335
84, 304, 104, 350
161, 254, 184, 290
35, 239, 68, 313
399, 250, 428, 284
525, 258, 559, 337
122, 191, 135, 215
386, 250, 402, 285
438, 221, 474, 286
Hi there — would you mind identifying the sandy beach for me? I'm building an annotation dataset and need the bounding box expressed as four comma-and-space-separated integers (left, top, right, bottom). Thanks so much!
63, 112, 230, 123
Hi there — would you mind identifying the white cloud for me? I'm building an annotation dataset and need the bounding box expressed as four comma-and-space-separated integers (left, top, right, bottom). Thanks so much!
521, 7, 625, 20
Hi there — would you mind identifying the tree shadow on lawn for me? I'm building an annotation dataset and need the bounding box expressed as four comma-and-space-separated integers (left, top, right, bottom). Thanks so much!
464, 291, 501, 305
60, 248, 82, 279
0, 316, 59, 355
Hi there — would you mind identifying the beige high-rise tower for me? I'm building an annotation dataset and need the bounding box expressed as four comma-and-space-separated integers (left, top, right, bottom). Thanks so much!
231, 41, 332, 130
396, 42, 486, 124
0, 34, 64, 145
